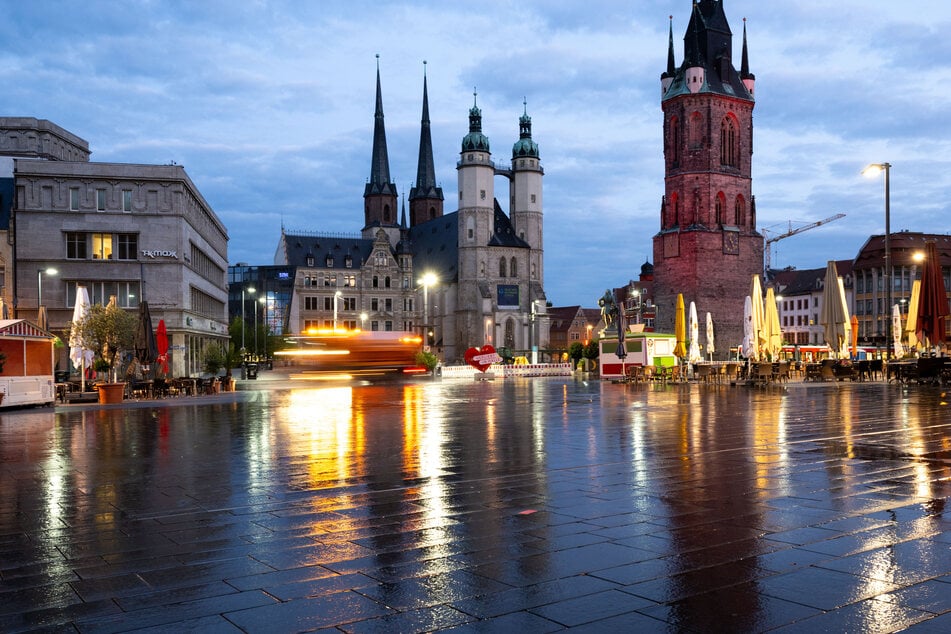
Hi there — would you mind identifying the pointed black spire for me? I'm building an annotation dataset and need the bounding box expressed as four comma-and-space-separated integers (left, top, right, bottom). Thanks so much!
740, 18, 754, 80
368, 55, 393, 190
409, 61, 444, 226
364, 55, 398, 228
664, 15, 676, 77
410, 62, 439, 197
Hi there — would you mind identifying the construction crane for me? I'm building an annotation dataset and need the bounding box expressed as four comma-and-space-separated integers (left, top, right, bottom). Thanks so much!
762, 213, 846, 273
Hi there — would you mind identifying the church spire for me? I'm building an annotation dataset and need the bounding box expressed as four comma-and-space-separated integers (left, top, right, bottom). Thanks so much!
661, 15, 676, 95
363, 54, 398, 229
740, 17, 756, 96
409, 61, 444, 226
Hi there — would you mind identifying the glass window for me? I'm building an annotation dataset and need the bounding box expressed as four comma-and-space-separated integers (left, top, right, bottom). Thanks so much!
66, 232, 87, 259
96, 189, 106, 211
69, 188, 80, 210
115, 234, 137, 260
92, 233, 113, 260
122, 190, 132, 212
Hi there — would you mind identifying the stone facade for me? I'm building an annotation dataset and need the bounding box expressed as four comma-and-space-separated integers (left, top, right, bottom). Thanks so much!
11, 142, 229, 377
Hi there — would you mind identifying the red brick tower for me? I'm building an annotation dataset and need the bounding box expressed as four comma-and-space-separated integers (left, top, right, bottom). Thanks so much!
652, 3, 762, 358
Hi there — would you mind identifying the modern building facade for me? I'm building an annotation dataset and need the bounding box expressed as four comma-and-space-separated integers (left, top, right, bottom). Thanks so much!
652, 2, 763, 357
851, 232, 951, 347
273, 64, 549, 363
772, 261, 853, 347
4, 117, 229, 377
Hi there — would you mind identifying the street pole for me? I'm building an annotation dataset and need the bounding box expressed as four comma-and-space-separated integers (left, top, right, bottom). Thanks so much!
864, 162, 891, 359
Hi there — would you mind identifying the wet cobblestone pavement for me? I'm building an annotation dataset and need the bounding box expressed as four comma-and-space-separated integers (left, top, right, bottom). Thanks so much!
1, 375, 951, 632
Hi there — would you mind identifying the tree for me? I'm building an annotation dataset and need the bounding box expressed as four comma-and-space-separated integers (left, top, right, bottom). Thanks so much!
69, 302, 137, 382
568, 342, 584, 363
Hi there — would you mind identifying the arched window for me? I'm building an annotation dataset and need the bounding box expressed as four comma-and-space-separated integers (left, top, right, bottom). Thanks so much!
429, 207, 436, 219
734, 196, 744, 226
372, 276, 379, 288
383, 205, 391, 223
499, 257, 507, 278
510, 257, 517, 278
669, 116, 680, 166
720, 116, 738, 167
715, 193, 724, 226
667, 193, 679, 228
504, 318, 516, 349
384, 276, 391, 288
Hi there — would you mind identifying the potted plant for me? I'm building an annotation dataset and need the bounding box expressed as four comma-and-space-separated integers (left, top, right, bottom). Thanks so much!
202, 342, 242, 391
69, 302, 137, 403
415, 350, 439, 376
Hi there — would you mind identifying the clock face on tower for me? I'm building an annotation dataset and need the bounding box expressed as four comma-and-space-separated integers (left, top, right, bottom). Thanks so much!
723, 230, 739, 255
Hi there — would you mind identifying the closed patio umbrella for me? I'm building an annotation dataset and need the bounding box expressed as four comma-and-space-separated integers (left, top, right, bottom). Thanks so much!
850, 314, 859, 359
674, 293, 687, 360
892, 303, 905, 359
763, 287, 782, 360
706, 312, 715, 361
69, 285, 94, 391
134, 301, 158, 372
156, 320, 169, 375
905, 279, 920, 352
688, 301, 701, 364
916, 240, 949, 348
820, 260, 850, 358
742, 295, 758, 361
750, 275, 765, 359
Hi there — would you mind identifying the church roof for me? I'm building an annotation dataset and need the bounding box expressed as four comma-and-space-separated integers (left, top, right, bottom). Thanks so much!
488, 199, 530, 248
409, 213, 459, 283
282, 232, 374, 269
662, 0, 753, 102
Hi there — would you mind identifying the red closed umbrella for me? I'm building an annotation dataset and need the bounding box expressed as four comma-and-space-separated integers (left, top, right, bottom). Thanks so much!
156, 319, 169, 375
916, 240, 949, 347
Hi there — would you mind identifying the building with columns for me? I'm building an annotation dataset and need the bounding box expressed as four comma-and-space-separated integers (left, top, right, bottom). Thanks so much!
274, 64, 548, 363
652, 1, 763, 356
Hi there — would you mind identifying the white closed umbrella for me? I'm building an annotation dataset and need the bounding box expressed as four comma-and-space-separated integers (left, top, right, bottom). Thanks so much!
69, 285, 94, 391
706, 312, 715, 361
891, 303, 905, 359
688, 301, 701, 364
742, 295, 758, 361
820, 261, 849, 358
750, 275, 765, 360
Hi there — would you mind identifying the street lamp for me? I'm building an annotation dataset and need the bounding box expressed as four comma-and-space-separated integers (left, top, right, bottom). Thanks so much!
333, 290, 343, 331
359, 311, 367, 331
419, 273, 437, 347
37, 267, 58, 308
863, 162, 891, 359
241, 286, 255, 354
255, 297, 265, 358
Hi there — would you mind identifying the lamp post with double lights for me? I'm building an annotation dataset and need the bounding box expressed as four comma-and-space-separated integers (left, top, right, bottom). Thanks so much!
863, 162, 891, 359
419, 273, 437, 348
241, 286, 255, 355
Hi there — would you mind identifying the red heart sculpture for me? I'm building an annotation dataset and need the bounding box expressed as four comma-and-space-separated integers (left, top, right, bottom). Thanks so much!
464, 345, 501, 372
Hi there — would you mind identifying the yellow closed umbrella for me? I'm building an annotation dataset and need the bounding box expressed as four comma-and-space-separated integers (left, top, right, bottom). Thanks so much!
674, 293, 687, 359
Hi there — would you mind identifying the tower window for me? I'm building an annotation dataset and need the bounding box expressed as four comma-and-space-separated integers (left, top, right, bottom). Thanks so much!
721, 117, 738, 167
510, 257, 518, 278
499, 257, 507, 277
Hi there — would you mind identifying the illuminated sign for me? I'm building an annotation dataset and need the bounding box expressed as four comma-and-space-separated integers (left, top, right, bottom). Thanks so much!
497, 284, 519, 308
141, 250, 178, 259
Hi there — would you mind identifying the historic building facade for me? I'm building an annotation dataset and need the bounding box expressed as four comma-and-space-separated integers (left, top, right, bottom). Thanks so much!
652, 2, 763, 356
274, 64, 549, 362
3, 117, 229, 376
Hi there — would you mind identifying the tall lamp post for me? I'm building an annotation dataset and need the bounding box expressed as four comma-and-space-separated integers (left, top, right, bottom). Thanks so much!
419, 273, 437, 347
333, 290, 343, 331
37, 267, 58, 309
863, 162, 891, 359
241, 286, 255, 355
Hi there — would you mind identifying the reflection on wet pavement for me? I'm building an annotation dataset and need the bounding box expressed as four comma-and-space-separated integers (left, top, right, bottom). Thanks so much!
1, 378, 950, 631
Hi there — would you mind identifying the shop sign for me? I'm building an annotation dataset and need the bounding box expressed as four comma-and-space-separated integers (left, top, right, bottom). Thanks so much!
141, 249, 178, 259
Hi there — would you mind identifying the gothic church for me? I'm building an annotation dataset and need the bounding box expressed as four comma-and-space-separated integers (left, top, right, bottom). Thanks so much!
277, 62, 548, 362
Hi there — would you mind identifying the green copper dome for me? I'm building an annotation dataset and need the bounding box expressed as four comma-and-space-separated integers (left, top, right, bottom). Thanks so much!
512, 106, 538, 159
461, 92, 490, 152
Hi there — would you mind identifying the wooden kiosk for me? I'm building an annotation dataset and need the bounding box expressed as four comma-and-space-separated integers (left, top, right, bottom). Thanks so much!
0, 320, 56, 407
599, 332, 678, 380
